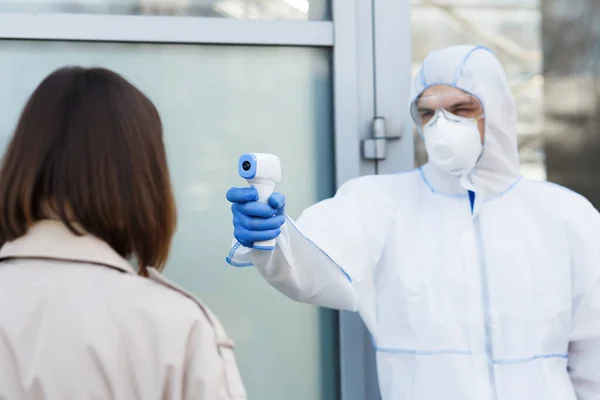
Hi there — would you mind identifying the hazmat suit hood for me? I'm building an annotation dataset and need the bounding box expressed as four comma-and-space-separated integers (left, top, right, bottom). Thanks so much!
411, 45, 522, 206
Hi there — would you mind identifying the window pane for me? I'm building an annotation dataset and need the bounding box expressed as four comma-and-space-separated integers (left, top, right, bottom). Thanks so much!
0, 40, 337, 399
411, 0, 544, 180
0, 0, 330, 20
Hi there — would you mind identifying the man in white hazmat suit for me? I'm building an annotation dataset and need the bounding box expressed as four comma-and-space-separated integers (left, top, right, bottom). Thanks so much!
225, 45, 600, 399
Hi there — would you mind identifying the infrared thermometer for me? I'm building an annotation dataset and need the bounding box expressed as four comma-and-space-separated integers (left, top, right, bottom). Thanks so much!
238, 153, 282, 250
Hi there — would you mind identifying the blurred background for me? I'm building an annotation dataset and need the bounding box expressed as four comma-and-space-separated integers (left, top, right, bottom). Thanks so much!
0, 0, 598, 399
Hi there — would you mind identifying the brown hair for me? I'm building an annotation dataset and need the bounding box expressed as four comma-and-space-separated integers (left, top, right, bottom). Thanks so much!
0, 66, 177, 275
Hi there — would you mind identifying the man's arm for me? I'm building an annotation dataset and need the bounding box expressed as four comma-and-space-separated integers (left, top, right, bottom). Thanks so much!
567, 202, 600, 399
226, 176, 395, 332
568, 274, 600, 399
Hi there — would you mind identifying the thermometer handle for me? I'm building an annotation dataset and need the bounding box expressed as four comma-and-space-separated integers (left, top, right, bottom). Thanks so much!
250, 180, 276, 250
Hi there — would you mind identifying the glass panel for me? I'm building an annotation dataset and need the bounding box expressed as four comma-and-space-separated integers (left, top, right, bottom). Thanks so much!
411, 0, 545, 180
0, 40, 338, 399
0, 0, 330, 20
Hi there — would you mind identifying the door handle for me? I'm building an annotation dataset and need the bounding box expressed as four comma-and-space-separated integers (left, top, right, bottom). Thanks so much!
361, 117, 403, 160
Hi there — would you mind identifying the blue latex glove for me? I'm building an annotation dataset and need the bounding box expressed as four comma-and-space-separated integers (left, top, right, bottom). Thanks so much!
226, 187, 286, 248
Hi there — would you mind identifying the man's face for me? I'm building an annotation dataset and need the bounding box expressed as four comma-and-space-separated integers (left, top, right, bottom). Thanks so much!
418, 85, 485, 143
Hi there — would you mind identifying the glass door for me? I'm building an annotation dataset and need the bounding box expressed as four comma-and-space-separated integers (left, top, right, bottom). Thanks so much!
0, 1, 373, 398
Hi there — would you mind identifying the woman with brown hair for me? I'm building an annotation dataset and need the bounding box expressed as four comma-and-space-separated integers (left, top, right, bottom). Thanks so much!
0, 67, 246, 399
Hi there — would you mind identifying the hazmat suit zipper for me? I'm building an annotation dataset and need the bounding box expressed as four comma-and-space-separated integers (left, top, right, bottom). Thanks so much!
470, 190, 498, 399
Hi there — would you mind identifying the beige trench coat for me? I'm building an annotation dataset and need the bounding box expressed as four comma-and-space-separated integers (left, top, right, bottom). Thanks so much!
0, 220, 246, 400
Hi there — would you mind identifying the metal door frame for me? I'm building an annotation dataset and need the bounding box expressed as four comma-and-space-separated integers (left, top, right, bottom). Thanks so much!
335, 0, 413, 398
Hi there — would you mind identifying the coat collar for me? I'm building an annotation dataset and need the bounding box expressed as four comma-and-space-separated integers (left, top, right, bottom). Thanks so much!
0, 220, 136, 274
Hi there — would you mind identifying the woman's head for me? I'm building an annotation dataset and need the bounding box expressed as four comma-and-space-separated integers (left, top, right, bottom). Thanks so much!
0, 66, 177, 275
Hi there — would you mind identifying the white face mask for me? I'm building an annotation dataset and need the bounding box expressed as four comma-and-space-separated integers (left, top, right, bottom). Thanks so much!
423, 111, 483, 177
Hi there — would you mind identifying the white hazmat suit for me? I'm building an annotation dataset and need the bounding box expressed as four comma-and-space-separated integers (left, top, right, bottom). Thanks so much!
227, 45, 600, 399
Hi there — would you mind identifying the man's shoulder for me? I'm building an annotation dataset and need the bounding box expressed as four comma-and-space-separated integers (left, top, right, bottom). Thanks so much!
520, 179, 593, 208
519, 178, 600, 227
